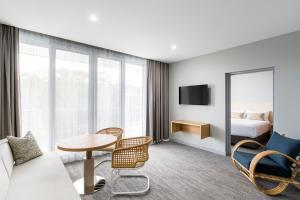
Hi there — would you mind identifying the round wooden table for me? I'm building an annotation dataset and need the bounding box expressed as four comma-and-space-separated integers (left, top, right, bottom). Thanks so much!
57, 134, 117, 195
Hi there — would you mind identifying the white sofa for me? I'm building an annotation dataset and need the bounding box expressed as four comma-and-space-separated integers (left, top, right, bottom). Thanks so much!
0, 139, 80, 200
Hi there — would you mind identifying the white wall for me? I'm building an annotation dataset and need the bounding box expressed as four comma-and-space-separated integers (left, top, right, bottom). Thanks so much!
231, 71, 273, 112
231, 71, 273, 103
169, 31, 300, 155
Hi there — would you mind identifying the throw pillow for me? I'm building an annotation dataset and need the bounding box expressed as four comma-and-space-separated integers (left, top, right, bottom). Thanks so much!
7, 132, 43, 165
245, 112, 264, 121
265, 132, 300, 171
231, 112, 244, 119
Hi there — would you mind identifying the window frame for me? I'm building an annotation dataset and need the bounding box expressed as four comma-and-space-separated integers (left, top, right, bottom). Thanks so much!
19, 31, 147, 152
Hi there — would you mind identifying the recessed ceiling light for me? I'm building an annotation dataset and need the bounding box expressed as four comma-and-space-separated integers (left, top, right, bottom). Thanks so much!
171, 45, 177, 50
89, 15, 98, 22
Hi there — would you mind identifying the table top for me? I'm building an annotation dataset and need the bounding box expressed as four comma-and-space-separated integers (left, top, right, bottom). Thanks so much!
57, 134, 117, 152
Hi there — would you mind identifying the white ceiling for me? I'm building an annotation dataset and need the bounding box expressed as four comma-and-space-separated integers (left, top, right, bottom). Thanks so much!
1, 0, 300, 63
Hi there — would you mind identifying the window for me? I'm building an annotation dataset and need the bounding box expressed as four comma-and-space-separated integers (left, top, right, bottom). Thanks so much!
55, 50, 89, 142
125, 63, 145, 137
19, 43, 50, 151
97, 58, 122, 129
19, 30, 146, 160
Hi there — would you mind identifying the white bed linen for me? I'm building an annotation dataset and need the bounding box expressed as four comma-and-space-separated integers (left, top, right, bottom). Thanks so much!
231, 118, 271, 138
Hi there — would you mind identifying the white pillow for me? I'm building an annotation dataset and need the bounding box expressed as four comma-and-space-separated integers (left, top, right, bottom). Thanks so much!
245, 110, 271, 122
231, 112, 244, 119
246, 112, 264, 121
232, 110, 245, 118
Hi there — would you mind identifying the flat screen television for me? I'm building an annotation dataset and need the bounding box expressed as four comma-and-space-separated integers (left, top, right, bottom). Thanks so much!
179, 84, 209, 105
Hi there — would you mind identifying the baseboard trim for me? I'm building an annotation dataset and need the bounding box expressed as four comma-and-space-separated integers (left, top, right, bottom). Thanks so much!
170, 138, 226, 156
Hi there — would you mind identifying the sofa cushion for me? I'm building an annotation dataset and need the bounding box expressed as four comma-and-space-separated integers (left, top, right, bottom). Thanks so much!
7, 132, 43, 165
0, 158, 10, 200
0, 139, 14, 177
233, 151, 292, 178
6, 152, 80, 200
265, 132, 300, 171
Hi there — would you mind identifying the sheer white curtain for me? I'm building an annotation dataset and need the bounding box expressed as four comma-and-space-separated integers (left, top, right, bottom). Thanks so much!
125, 62, 147, 137
97, 58, 121, 129
19, 43, 50, 151
19, 30, 146, 162
55, 50, 90, 161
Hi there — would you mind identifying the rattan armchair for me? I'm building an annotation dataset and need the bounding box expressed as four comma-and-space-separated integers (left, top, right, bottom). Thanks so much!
231, 135, 300, 196
96, 127, 123, 151
94, 127, 123, 169
111, 136, 152, 195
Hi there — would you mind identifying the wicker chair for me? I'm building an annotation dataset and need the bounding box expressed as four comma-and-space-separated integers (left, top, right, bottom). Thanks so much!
96, 127, 123, 151
94, 127, 123, 169
231, 132, 300, 195
111, 136, 152, 195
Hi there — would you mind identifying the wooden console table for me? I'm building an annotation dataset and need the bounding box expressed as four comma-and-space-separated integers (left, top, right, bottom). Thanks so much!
171, 120, 210, 139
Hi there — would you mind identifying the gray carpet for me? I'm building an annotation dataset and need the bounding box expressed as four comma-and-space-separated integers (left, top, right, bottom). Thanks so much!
65, 142, 299, 200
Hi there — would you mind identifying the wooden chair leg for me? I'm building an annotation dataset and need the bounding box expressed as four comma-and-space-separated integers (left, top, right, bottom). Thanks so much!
251, 176, 289, 195
294, 183, 300, 189
247, 150, 300, 195
232, 159, 290, 195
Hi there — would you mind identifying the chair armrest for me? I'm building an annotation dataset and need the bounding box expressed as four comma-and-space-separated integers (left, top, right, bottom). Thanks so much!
111, 146, 138, 168
116, 138, 129, 148
248, 150, 300, 176
231, 140, 264, 158
117, 136, 152, 148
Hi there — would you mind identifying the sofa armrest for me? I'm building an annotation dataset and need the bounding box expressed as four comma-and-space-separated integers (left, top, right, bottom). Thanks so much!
231, 139, 264, 158
249, 150, 300, 177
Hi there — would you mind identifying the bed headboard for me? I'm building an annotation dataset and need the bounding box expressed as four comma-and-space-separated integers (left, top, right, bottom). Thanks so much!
232, 101, 273, 122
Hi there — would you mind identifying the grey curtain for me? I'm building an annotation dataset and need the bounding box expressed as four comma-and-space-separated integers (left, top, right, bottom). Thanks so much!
146, 60, 169, 143
0, 24, 20, 139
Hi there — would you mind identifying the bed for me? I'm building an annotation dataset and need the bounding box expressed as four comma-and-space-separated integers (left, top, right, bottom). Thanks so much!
231, 118, 271, 138
231, 118, 272, 149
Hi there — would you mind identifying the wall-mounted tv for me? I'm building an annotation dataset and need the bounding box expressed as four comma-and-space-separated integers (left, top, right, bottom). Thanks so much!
179, 84, 209, 105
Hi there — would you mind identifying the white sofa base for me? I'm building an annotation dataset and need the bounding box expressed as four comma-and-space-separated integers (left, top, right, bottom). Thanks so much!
0, 139, 80, 200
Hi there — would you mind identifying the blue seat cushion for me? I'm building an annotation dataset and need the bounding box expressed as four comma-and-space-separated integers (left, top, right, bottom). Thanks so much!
265, 132, 300, 171
233, 151, 292, 178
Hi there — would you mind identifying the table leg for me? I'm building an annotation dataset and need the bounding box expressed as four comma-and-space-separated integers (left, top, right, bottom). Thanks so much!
84, 151, 94, 194
73, 151, 106, 195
